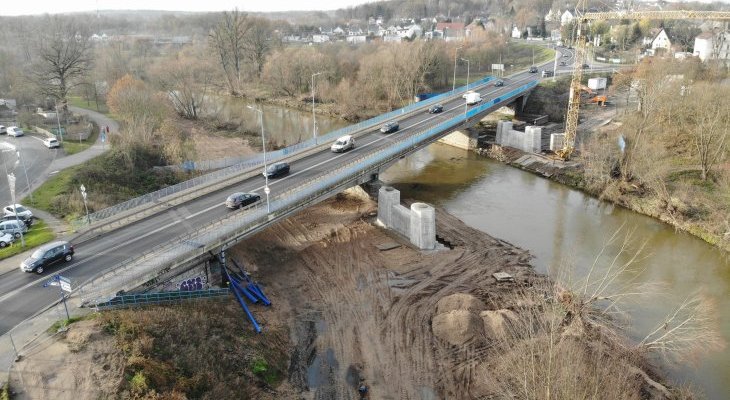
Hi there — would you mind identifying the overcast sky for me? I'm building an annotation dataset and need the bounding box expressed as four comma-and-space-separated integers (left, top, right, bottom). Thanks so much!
0, 0, 374, 16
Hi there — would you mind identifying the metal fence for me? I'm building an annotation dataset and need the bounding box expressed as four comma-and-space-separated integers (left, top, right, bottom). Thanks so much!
71, 76, 496, 229
78, 80, 535, 305
94, 288, 232, 310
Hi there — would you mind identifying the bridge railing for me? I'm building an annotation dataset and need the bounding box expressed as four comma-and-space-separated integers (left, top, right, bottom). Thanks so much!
79, 80, 536, 305
71, 76, 495, 230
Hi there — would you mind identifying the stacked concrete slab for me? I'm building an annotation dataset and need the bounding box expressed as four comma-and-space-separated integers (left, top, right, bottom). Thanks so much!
495, 121, 542, 153
377, 186, 436, 250
550, 133, 566, 151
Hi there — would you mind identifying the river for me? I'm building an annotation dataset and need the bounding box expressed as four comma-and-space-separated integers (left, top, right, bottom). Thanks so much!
380, 142, 730, 399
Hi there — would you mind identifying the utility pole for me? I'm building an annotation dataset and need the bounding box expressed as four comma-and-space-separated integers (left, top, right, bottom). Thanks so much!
311, 72, 322, 141
452, 46, 462, 92
247, 105, 270, 213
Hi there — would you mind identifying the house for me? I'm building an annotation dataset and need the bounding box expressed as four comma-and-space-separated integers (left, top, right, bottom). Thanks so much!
651, 28, 671, 52
436, 22, 466, 41
0, 99, 17, 110
511, 26, 522, 39
346, 35, 367, 44
333, 26, 345, 35
384, 35, 402, 43
312, 34, 330, 43
560, 10, 574, 27
693, 31, 730, 62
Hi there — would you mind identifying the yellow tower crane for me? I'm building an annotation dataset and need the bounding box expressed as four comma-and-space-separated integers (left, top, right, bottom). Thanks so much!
556, 10, 730, 160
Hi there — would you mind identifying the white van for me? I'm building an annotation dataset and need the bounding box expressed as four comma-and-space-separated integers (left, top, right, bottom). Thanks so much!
7, 126, 24, 137
331, 135, 355, 153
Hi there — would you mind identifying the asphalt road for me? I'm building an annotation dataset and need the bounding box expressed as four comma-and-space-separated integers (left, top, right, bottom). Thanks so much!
0, 48, 577, 335
0, 135, 59, 206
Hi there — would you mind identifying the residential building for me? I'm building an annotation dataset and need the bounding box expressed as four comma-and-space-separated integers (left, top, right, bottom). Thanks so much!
693, 31, 730, 62
561, 11, 574, 26
511, 26, 522, 39
346, 35, 367, 44
436, 22, 466, 41
651, 28, 671, 52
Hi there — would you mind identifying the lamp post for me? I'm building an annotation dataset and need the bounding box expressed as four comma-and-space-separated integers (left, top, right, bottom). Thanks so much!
16, 150, 32, 203
311, 72, 322, 141
80, 184, 90, 225
247, 105, 270, 213
460, 58, 471, 116
452, 46, 463, 92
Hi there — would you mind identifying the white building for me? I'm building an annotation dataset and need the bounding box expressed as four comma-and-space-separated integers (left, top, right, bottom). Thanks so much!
651, 28, 671, 52
693, 31, 730, 62
384, 35, 402, 43
511, 26, 522, 39
346, 35, 367, 44
560, 11, 574, 27
312, 34, 330, 43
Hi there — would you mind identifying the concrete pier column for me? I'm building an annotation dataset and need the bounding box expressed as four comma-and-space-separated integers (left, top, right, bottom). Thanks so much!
410, 202, 436, 250
377, 186, 400, 227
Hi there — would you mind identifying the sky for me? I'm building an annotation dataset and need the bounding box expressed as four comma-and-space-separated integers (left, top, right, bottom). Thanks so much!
0, 0, 374, 16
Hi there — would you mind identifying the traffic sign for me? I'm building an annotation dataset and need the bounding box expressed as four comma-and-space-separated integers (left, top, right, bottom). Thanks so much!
80, 184, 87, 200
58, 275, 72, 292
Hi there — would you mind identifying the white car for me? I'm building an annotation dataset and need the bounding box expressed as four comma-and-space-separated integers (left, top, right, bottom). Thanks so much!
0, 125, 6, 134
0, 232, 14, 248
331, 135, 355, 153
7, 126, 24, 137
43, 137, 60, 148
3, 204, 33, 219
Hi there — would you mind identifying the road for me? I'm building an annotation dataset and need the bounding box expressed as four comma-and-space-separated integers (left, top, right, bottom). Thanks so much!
0, 49, 576, 335
0, 135, 58, 207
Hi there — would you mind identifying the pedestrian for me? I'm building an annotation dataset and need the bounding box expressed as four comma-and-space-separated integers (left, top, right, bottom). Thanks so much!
105, 125, 109, 134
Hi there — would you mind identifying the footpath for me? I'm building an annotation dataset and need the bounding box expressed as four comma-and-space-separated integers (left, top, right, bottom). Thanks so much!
0, 106, 118, 277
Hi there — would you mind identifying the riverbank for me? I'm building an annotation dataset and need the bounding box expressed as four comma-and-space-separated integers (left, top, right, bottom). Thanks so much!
6, 189, 682, 399
479, 143, 730, 253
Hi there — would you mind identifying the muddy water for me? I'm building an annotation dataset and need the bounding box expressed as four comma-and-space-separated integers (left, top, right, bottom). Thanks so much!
211, 98, 349, 147
380, 143, 730, 399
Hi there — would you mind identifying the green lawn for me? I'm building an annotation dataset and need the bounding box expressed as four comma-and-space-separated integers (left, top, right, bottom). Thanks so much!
24, 166, 81, 219
0, 220, 56, 260
60, 124, 100, 155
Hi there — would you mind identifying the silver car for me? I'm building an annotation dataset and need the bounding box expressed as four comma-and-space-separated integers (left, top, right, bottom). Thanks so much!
0, 232, 14, 248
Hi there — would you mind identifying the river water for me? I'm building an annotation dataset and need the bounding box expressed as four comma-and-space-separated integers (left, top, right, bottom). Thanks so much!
380, 143, 730, 399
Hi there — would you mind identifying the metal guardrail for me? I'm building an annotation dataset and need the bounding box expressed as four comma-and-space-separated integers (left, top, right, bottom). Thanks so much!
79, 80, 536, 305
94, 288, 231, 309
71, 76, 495, 229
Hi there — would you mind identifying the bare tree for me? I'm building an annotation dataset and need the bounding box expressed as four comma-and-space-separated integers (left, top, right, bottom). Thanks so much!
30, 16, 93, 108
209, 9, 250, 95
244, 17, 273, 78
154, 54, 215, 120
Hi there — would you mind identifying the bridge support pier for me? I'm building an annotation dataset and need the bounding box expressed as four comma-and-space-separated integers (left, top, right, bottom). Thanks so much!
377, 186, 435, 250
438, 129, 479, 150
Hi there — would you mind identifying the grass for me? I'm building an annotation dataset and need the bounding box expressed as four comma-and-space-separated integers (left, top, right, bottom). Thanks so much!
24, 166, 81, 220
60, 122, 100, 155
47, 315, 88, 334
1, 382, 9, 400
0, 220, 56, 260
67, 96, 110, 116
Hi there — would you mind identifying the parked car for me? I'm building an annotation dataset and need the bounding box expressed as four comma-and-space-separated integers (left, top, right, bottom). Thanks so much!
380, 121, 399, 134
330, 135, 355, 152
225, 192, 261, 209
0, 232, 14, 248
541, 70, 554, 77
0, 220, 28, 239
529, 66, 538, 73
6, 126, 23, 137
0, 125, 6, 134
1, 214, 33, 228
264, 162, 290, 178
43, 137, 60, 148
427, 104, 443, 114
20, 241, 75, 274
582, 64, 590, 69
494, 80, 504, 87
3, 204, 33, 219
563, 53, 569, 58
559, 61, 566, 66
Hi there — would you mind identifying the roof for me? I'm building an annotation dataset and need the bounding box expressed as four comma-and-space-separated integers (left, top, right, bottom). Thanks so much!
696, 32, 714, 39
436, 22, 465, 31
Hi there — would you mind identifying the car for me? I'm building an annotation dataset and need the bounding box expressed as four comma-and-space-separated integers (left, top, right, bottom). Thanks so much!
331, 135, 355, 152
1, 214, 33, 228
427, 104, 443, 114
529, 66, 538, 73
0, 220, 28, 239
0, 125, 6, 134
225, 192, 261, 209
20, 241, 75, 274
6, 126, 24, 137
43, 137, 60, 148
3, 204, 33, 219
0, 232, 14, 248
380, 121, 399, 133
563, 53, 569, 58
582, 64, 590, 69
541, 70, 554, 77
559, 61, 566, 66
494, 80, 504, 87
264, 162, 290, 178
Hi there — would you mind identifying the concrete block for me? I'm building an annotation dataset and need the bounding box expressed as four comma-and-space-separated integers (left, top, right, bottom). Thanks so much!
410, 202, 435, 250
550, 133, 566, 151
377, 186, 400, 227
529, 126, 542, 153
391, 205, 412, 237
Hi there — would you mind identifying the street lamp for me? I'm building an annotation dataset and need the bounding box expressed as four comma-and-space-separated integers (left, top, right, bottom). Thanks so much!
16, 150, 32, 203
80, 184, 90, 224
452, 46, 463, 92
247, 105, 270, 213
311, 72, 323, 141
460, 58, 471, 116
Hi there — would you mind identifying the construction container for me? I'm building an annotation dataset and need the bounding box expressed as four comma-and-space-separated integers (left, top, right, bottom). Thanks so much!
588, 77, 607, 90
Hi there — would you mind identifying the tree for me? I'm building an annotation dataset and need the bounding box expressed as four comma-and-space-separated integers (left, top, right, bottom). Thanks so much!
209, 9, 250, 95
244, 17, 273, 78
30, 16, 93, 108
677, 83, 730, 181
107, 74, 171, 146
154, 53, 215, 120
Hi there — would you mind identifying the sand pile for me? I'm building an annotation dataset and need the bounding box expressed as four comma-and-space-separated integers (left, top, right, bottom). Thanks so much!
432, 293, 517, 345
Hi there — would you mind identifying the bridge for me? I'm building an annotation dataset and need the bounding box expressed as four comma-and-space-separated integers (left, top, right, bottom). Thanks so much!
0, 49, 578, 336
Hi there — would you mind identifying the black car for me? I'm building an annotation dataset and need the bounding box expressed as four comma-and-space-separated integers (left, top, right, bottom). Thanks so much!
20, 241, 74, 274
582, 64, 590, 69
1, 214, 32, 228
380, 121, 399, 133
559, 61, 566, 66
428, 104, 443, 114
264, 162, 290, 178
494, 80, 504, 87
529, 66, 538, 73
225, 192, 261, 209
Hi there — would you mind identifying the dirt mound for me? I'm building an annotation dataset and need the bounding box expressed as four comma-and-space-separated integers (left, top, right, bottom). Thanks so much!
480, 309, 518, 339
435, 293, 486, 315
432, 310, 485, 346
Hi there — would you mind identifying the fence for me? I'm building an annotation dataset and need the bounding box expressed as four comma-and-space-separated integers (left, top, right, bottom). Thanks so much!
94, 288, 232, 310
79, 80, 535, 306
71, 76, 496, 229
